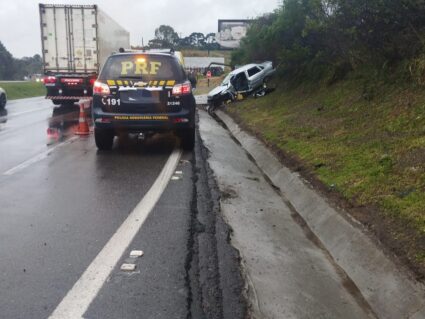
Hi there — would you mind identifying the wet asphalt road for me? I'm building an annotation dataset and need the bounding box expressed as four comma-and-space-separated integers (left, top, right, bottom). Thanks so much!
0, 98, 245, 319
0, 97, 386, 319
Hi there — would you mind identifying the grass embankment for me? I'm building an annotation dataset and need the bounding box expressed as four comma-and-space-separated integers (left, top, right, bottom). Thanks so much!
226, 74, 425, 276
0, 81, 45, 100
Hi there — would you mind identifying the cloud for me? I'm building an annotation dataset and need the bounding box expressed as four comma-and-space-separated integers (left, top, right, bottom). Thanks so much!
0, 0, 278, 58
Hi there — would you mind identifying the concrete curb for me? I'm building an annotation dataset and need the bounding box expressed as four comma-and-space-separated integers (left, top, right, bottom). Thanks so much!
215, 110, 425, 319
194, 94, 208, 106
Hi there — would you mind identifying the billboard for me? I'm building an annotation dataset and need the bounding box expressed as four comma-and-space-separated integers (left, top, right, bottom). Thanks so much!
216, 19, 252, 49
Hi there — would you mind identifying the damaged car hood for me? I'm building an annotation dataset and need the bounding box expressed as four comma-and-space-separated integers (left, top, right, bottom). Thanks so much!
207, 84, 230, 98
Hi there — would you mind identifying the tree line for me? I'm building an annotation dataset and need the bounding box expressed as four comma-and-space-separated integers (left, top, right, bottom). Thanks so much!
0, 41, 42, 81
133, 25, 220, 51
232, 0, 425, 84
1, 23, 219, 80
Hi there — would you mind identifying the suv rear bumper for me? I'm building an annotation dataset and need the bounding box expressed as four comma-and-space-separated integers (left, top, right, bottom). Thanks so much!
92, 107, 195, 132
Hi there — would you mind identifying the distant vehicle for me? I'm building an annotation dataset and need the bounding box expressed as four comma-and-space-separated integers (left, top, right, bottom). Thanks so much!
32, 74, 43, 82
92, 50, 196, 151
39, 4, 130, 106
203, 67, 224, 77
207, 61, 275, 110
0, 87, 7, 109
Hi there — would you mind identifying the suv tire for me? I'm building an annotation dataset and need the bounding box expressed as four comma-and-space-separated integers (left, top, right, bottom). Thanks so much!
179, 127, 195, 151
95, 128, 114, 150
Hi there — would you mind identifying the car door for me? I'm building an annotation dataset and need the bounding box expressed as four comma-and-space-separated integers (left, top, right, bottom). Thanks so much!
246, 66, 264, 91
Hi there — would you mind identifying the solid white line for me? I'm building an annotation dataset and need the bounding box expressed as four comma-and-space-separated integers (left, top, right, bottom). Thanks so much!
0, 118, 48, 138
2, 137, 78, 176
8, 105, 51, 118
48, 148, 182, 319
6, 96, 45, 105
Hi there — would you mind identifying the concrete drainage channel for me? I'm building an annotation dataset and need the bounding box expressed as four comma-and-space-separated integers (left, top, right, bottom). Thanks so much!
207, 108, 425, 319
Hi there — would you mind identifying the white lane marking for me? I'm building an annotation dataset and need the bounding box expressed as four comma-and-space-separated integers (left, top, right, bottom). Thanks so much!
48, 148, 182, 319
0, 118, 48, 138
2, 137, 78, 176
8, 105, 51, 118
6, 96, 45, 104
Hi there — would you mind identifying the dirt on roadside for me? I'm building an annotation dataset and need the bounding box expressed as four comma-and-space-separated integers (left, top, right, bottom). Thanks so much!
194, 76, 224, 96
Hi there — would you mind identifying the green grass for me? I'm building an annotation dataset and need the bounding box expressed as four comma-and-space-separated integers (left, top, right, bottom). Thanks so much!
0, 81, 45, 100
227, 74, 425, 269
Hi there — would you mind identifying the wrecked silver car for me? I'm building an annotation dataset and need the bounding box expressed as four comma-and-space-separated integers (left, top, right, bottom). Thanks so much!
207, 61, 275, 111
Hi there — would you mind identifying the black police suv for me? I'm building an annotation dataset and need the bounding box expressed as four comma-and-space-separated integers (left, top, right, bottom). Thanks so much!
92, 51, 196, 150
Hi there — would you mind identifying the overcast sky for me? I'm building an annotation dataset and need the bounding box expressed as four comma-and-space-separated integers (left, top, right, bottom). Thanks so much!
0, 0, 278, 58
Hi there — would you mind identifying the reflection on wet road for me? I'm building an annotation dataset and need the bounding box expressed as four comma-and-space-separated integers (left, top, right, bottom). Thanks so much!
46, 104, 83, 145
0, 98, 84, 174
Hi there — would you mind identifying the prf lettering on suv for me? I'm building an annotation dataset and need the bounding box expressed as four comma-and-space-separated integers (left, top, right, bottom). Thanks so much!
92, 49, 196, 151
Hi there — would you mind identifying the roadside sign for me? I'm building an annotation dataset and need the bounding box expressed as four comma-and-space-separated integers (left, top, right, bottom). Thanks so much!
207, 71, 212, 78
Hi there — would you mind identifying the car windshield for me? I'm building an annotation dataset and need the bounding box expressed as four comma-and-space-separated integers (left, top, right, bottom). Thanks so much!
99, 54, 185, 82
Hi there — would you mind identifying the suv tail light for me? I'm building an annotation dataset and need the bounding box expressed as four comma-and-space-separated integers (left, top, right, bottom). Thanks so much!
172, 82, 192, 96
42, 76, 56, 84
93, 81, 110, 95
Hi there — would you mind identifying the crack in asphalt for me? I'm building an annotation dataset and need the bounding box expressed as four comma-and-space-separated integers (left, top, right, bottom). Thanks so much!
185, 115, 247, 319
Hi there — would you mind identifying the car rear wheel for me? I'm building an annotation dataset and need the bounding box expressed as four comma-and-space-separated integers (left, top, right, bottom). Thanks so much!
95, 128, 114, 150
179, 127, 195, 151
0, 94, 6, 109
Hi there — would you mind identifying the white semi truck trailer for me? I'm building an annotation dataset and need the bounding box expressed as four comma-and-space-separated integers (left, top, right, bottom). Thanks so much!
39, 4, 130, 105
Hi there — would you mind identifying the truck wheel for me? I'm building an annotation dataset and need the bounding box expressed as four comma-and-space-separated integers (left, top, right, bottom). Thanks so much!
179, 128, 195, 151
95, 128, 114, 150
0, 94, 6, 109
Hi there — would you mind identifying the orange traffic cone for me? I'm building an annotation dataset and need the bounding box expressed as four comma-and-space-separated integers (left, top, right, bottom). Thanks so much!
75, 102, 90, 136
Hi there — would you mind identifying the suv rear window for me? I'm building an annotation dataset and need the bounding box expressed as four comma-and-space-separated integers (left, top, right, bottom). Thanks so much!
99, 54, 185, 82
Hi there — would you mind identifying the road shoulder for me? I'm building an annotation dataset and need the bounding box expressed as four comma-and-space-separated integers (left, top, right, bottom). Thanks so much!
198, 110, 378, 319
213, 109, 425, 319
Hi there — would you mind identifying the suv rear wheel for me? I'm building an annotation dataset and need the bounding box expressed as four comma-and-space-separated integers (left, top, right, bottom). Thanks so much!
179, 127, 195, 151
95, 128, 114, 150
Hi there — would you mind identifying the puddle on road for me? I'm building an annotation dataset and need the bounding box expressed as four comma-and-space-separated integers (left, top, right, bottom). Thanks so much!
46, 104, 92, 145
